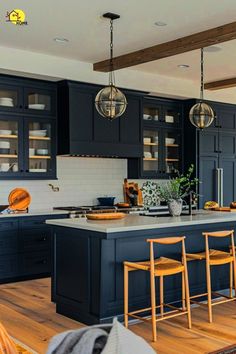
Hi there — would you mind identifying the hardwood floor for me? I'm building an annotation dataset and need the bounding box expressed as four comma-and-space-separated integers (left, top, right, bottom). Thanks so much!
0, 278, 236, 353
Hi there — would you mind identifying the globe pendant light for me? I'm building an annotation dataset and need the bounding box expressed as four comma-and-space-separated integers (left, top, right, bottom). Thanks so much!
189, 48, 215, 129
95, 13, 127, 121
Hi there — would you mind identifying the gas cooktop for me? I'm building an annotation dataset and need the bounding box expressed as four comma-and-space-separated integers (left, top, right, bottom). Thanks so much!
54, 205, 117, 212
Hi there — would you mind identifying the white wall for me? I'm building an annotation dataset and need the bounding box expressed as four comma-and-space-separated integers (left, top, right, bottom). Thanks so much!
0, 157, 127, 210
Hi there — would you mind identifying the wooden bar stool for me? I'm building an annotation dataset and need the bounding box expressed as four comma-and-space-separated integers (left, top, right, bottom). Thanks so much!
124, 236, 191, 342
186, 230, 236, 323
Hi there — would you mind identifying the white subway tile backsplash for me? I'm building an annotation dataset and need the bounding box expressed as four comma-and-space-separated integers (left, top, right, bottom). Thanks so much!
0, 157, 127, 210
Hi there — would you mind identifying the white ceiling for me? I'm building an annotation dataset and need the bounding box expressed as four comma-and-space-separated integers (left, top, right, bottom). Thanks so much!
1, 0, 236, 84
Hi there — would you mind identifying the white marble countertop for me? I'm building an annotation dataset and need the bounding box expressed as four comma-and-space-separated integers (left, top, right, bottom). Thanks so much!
46, 210, 236, 233
0, 209, 69, 218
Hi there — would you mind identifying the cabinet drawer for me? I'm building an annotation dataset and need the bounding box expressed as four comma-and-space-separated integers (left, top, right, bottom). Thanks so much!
20, 252, 51, 275
19, 216, 48, 229
19, 229, 51, 252
0, 231, 18, 255
0, 219, 18, 231
0, 254, 18, 279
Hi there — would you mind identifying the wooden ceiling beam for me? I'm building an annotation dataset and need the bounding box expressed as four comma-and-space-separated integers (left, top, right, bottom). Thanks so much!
94, 21, 236, 72
204, 78, 236, 90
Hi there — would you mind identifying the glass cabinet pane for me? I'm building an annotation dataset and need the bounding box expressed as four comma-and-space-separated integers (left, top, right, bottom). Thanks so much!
143, 129, 159, 172
27, 91, 51, 112
0, 88, 18, 108
164, 131, 181, 174
164, 107, 181, 125
143, 106, 159, 122
0, 120, 19, 173
28, 121, 52, 173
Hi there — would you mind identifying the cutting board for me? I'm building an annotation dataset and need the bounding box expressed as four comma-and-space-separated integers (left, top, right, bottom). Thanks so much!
8, 188, 31, 210
86, 212, 126, 220
212, 207, 236, 212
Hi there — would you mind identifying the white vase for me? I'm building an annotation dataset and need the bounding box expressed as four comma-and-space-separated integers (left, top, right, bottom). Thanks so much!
168, 199, 183, 216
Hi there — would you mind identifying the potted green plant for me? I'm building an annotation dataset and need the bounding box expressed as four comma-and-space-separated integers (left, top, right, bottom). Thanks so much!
158, 165, 198, 216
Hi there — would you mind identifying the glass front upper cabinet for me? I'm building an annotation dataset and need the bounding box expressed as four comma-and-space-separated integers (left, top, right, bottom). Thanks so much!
143, 129, 160, 174
0, 118, 22, 175
143, 105, 160, 122
27, 120, 54, 174
24, 88, 56, 116
0, 84, 22, 112
163, 130, 181, 174
163, 105, 181, 125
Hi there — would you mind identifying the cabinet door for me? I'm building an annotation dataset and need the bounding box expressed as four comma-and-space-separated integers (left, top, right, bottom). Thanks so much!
217, 107, 236, 130
24, 87, 56, 116
199, 156, 218, 208
0, 115, 24, 178
142, 126, 162, 177
0, 83, 23, 113
219, 132, 236, 158
162, 103, 182, 127
219, 157, 236, 205
24, 118, 56, 178
199, 130, 219, 156
162, 128, 182, 175
143, 101, 161, 123
69, 87, 93, 143
120, 96, 141, 145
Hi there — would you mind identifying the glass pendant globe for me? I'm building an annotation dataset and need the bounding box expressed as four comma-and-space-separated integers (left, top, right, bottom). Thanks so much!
189, 102, 215, 129
95, 85, 127, 121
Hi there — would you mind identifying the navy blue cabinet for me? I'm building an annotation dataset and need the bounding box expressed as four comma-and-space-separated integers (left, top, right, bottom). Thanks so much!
0, 75, 57, 180
128, 97, 184, 179
0, 214, 67, 283
184, 99, 236, 208
57, 81, 143, 158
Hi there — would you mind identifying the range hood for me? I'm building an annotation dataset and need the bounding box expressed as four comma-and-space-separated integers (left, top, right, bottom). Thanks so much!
57, 80, 144, 158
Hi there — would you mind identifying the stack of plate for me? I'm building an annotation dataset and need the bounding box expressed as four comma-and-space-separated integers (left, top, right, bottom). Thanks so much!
0, 141, 10, 154
0, 97, 14, 107
28, 103, 45, 110
29, 130, 47, 137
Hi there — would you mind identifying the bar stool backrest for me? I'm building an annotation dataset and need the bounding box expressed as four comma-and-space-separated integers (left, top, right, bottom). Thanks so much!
202, 230, 236, 262
146, 237, 187, 275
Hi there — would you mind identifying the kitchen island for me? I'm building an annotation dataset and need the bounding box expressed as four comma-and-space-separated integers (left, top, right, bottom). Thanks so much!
46, 211, 236, 324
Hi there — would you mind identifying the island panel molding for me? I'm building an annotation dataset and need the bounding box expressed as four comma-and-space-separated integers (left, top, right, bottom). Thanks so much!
94, 21, 236, 72
205, 77, 236, 90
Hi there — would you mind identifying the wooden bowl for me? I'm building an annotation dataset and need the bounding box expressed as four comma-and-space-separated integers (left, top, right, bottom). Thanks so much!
86, 212, 126, 220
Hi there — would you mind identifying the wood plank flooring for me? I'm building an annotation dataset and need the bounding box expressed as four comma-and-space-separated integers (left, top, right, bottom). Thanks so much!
0, 278, 236, 353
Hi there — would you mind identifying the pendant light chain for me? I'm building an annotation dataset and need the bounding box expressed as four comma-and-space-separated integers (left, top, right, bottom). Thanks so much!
109, 19, 116, 86
200, 47, 204, 101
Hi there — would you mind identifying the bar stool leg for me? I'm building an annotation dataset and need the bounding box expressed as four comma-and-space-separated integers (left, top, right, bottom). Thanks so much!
150, 270, 157, 342
206, 261, 212, 323
160, 276, 164, 316
184, 269, 192, 329
182, 271, 186, 311
124, 264, 129, 328
233, 258, 236, 298
230, 262, 233, 298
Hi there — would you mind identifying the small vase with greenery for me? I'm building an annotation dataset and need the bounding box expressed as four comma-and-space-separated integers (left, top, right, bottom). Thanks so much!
157, 165, 198, 216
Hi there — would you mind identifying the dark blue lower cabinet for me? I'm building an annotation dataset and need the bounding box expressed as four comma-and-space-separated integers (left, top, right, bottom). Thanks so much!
52, 221, 234, 325
0, 214, 67, 284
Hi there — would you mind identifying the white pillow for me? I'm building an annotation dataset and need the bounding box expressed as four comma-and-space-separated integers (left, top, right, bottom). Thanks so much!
102, 318, 156, 354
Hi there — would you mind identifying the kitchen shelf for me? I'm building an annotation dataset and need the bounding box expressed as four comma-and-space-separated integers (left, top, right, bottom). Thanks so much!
0, 154, 18, 158
166, 144, 179, 147
29, 155, 51, 159
166, 158, 179, 162
143, 142, 158, 146
29, 136, 50, 141
143, 157, 158, 161
0, 134, 17, 139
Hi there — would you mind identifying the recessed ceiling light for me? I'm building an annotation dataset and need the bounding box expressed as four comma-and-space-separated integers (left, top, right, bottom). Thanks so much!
178, 64, 190, 69
54, 37, 69, 43
154, 21, 167, 26
204, 46, 221, 53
